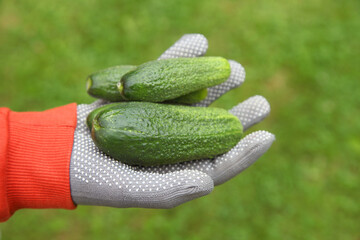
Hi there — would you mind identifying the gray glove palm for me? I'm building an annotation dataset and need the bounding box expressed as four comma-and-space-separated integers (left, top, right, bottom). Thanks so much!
70, 34, 275, 208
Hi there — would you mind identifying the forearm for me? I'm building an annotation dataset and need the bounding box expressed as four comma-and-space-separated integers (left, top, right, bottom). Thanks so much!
0, 104, 78, 222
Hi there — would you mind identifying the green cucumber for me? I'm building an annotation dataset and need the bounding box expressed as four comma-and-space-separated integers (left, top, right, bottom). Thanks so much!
86, 103, 119, 129
91, 102, 242, 166
87, 64, 208, 104
87, 65, 136, 101
119, 57, 230, 102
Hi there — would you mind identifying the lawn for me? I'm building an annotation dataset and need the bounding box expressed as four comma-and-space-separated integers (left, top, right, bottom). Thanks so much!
0, 0, 359, 239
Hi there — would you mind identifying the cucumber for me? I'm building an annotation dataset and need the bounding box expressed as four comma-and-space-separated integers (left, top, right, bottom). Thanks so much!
168, 88, 207, 104
87, 64, 208, 104
119, 57, 230, 102
87, 65, 136, 101
91, 102, 242, 166
86, 103, 119, 129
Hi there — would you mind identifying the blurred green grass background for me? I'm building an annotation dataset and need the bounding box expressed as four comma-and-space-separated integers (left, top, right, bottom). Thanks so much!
0, 0, 359, 239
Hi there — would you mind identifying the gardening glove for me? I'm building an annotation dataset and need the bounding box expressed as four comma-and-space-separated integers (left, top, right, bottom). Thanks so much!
70, 34, 275, 208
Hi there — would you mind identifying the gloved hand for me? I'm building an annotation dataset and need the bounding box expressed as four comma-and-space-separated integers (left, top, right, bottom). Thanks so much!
70, 34, 275, 208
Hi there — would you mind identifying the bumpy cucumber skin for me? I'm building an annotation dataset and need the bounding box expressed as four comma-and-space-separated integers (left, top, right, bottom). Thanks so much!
86, 103, 120, 129
92, 102, 242, 166
87, 65, 136, 101
120, 57, 230, 102
169, 88, 208, 104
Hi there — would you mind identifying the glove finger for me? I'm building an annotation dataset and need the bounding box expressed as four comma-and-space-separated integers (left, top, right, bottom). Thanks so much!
158, 34, 208, 60
193, 60, 246, 107
229, 95, 270, 131
209, 130, 275, 185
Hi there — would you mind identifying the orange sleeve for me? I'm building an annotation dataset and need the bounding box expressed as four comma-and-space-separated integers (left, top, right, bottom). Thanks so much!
0, 104, 78, 222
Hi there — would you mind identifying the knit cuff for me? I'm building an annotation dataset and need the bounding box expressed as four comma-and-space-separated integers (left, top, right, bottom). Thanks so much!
1, 104, 78, 222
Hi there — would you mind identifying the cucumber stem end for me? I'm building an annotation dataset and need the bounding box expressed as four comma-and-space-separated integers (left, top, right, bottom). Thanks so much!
117, 82, 127, 100
86, 77, 93, 92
